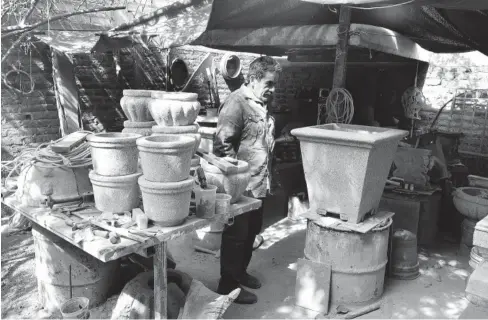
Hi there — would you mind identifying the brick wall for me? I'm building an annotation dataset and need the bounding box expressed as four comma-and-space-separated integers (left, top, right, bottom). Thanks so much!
1, 42, 60, 160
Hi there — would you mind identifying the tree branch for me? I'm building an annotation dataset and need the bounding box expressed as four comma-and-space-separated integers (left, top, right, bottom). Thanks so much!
110, 0, 209, 32
2, 5, 126, 37
19, 0, 42, 26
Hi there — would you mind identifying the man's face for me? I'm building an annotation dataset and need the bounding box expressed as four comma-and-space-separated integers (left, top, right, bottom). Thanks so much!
250, 71, 278, 103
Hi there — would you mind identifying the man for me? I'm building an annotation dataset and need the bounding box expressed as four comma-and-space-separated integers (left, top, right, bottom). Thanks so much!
213, 56, 281, 304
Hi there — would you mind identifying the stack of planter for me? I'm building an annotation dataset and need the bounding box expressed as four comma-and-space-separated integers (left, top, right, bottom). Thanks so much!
120, 90, 157, 136
135, 92, 200, 227
149, 91, 202, 172
291, 123, 408, 310
87, 133, 143, 213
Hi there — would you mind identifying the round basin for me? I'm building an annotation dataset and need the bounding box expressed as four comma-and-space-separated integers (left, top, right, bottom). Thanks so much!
453, 187, 488, 220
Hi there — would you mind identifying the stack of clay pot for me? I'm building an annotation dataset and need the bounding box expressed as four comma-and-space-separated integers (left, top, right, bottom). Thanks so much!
149, 91, 202, 172
137, 133, 196, 227
120, 90, 157, 136
87, 133, 143, 213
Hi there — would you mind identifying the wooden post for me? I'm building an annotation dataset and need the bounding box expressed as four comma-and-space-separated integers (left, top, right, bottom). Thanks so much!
154, 242, 168, 319
332, 5, 351, 89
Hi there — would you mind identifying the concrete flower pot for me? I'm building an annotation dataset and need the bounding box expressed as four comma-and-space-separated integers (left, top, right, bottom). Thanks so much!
89, 170, 142, 212
138, 176, 194, 227
468, 175, 488, 189
453, 187, 488, 221
149, 92, 201, 126
291, 124, 408, 223
120, 90, 155, 122
201, 159, 251, 204
122, 120, 157, 136
152, 124, 201, 156
137, 135, 195, 182
87, 133, 142, 176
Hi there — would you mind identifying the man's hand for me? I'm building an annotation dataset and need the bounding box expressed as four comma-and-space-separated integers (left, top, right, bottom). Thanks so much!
223, 156, 238, 165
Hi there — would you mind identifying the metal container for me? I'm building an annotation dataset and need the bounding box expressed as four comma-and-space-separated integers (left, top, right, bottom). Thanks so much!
391, 229, 420, 280
304, 218, 392, 305
32, 225, 119, 312
460, 218, 478, 256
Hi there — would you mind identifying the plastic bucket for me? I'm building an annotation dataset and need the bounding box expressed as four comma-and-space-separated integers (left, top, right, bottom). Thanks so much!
60, 297, 90, 319
195, 185, 217, 219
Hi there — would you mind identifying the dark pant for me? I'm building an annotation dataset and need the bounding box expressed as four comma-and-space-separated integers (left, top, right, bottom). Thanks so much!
219, 203, 264, 289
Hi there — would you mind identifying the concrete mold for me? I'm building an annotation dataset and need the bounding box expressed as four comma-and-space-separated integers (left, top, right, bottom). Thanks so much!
89, 170, 142, 212
87, 132, 142, 177
138, 176, 194, 227
201, 159, 251, 204
149, 92, 201, 126
453, 187, 488, 221
137, 135, 194, 183
291, 123, 408, 223
152, 124, 201, 156
120, 90, 155, 122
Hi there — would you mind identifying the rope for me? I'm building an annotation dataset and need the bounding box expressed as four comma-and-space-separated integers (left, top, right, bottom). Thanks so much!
317, 88, 355, 125
1, 131, 94, 192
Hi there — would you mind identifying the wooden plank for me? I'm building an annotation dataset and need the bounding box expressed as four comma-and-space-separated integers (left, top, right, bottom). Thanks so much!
195, 149, 239, 174
154, 242, 168, 320
50, 131, 91, 153
2, 196, 261, 262
302, 210, 394, 233
332, 5, 351, 89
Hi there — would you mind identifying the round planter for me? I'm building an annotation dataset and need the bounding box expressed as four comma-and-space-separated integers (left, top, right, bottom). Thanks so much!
87, 132, 142, 176
219, 53, 241, 79
120, 90, 156, 122
468, 175, 488, 189
453, 187, 488, 220
137, 135, 195, 182
149, 91, 201, 126
89, 170, 142, 212
122, 120, 157, 136
152, 124, 201, 156
138, 176, 194, 227
201, 159, 250, 204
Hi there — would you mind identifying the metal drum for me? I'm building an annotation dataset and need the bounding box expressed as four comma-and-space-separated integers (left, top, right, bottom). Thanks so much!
304, 218, 392, 305
32, 224, 119, 312
391, 229, 420, 280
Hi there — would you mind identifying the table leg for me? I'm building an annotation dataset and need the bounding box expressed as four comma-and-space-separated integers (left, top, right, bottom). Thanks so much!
154, 242, 167, 319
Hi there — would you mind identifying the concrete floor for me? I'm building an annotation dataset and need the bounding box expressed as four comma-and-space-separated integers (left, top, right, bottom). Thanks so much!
168, 215, 479, 319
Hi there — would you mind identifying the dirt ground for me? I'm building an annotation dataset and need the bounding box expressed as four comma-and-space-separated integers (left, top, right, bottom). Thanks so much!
0, 215, 482, 319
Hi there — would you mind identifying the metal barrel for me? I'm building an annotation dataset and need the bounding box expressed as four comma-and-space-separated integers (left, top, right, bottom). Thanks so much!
32, 224, 119, 312
304, 218, 392, 305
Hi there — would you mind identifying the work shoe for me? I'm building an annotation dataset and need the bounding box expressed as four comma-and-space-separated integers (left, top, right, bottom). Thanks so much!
218, 286, 258, 305
237, 272, 262, 289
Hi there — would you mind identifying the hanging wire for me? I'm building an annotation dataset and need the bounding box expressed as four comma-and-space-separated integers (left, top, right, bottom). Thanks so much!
317, 88, 355, 125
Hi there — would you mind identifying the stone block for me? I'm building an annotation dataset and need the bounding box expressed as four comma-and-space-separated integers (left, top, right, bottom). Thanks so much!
466, 261, 488, 307
458, 302, 488, 319
473, 216, 488, 249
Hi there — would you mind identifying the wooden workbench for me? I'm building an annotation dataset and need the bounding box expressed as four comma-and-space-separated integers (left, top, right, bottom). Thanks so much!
2, 195, 261, 319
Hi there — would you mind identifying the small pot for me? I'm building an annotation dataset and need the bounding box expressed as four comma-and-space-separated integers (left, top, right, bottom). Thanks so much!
137, 135, 195, 182
89, 170, 142, 212
149, 91, 201, 126
120, 90, 155, 122
122, 120, 157, 136
87, 133, 142, 176
452, 187, 488, 220
139, 176, 194, 227
201, 159, 250, 204
152, 124, 201, 156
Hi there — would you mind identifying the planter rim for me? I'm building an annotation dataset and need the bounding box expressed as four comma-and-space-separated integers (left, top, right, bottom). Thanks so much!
123, 90, 158, 97
291, 124, 408, 147
202, 159, 249, 174
124, 120, 157, 128
87, 132, 142, 145
151, 91, 198, 101
138, 176, 194, 191
152, 124, 200, 134
89, 170, 142, 183
136, 134, 195, 150
454, 187, 488, 206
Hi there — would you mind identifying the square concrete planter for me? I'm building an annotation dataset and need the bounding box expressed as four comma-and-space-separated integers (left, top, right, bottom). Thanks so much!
291, 124, 408, 223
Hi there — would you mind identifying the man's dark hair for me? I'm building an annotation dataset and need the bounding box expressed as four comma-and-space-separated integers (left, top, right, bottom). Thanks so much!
247, 56, 282, 82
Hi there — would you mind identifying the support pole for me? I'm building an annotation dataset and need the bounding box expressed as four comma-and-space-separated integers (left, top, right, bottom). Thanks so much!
154, 242, 168, 319
332, 5, 351, 89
